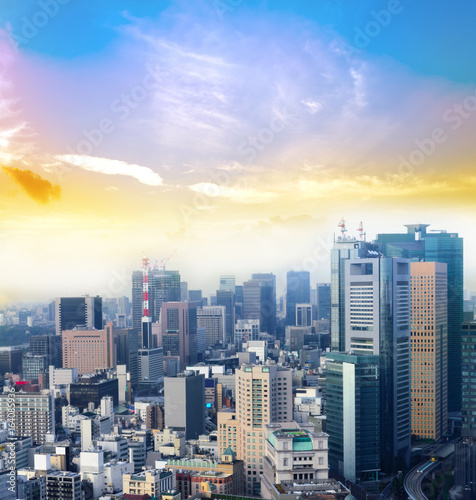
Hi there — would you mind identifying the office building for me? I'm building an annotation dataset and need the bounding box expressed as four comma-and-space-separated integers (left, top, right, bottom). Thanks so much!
375, 224, 463, 412
55, 296, 102, 335
49, 366, 78, 388
22, 354, 48, 381
243, 275, 276, 336
217, 364, 292, 495
286, 271, 310, 326
234, 319, 260, 351
164, 371, 205, 440
132, 269, 181, 331
197, 306, 226, 348
0, 346, 23, 375
344, 257, 411, 471
220, 275, 236, 291
114, 328, 139, 389
69, 374, 118, 411
62, 322, 115, 375
0, 390, 54, 444
410, 262, 448, 441
326, 352, 380, 482
30, 334, 62, 368
189, 290, 203, 302
181, 281, 188, 301
331, 228, 380, 351
138, 347, 164, 384
46, 471, 81, 500
158, 302, 198, 370
316, 283, 331, 321
296, 303, 312, 327
216, 290, 235, 345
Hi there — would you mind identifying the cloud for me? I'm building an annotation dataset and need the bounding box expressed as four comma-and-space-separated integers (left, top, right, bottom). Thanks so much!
2, 166, 61, 203
56, 154, 163, 186
188, 181, 278, 204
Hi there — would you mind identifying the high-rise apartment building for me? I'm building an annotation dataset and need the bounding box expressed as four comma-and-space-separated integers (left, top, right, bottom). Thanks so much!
410, 262, 448, 441
55, 296, 102, 336
62, 322, 115, 375
344, 257, 411, 471
0, 390, 54, 444
164, 371, 205, 440
326, 352, 380, 482
218, 365, 292, 495
46, 471, 81, 500
286, 271, 310, 326
158, 302, 198, 370
375, 224, 463, 412
197, 306, 226, 347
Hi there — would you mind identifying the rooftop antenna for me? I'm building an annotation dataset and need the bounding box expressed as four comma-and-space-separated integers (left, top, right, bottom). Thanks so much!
338, 217, 347, 239
357, 221, 366, 241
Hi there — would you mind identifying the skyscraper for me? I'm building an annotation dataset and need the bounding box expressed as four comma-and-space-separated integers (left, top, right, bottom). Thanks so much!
316, 283, 331, 321
132, 269, 181, 330
216, 290, 235, 345
55, 296, 102, 335
296, 303, 312, 326
158, 302, 198, 370
197, 306, 226, 347
344, 257, 411, 471
243, 275, 276, 336
410, 262, 448, 441
164, 371, 205, 440
286, 271, 310, 326
220, 275, 236, 291
326, 352, 380, 482
375, 224, 463, 412
29, 334, 62, 368
114, 328, 139, 389
330, 234, 380, 352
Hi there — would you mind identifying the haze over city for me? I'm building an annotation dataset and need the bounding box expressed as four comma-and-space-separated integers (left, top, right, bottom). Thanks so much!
1, 1, 476, 300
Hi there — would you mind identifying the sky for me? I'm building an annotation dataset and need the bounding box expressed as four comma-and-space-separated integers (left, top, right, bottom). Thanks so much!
1, 0, 476, 303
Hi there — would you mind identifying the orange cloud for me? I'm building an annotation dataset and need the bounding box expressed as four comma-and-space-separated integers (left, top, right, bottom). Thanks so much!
2, 166, 61, 204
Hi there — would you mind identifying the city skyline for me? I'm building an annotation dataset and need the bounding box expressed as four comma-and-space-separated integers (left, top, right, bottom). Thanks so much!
2, 1, 476, 303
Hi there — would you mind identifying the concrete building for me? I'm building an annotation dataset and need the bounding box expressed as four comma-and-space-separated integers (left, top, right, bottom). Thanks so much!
217, 364, 292, 495
153, 428, 185, 457
216, 290, 235, 345
261, 422, 328, 499
234, 319, 259, 351
158, 302, 198, 370
138, 347, 164, 384
46, 471, 81, 500
410, 262, 448, 441
62, 322, 115, 375
197, 306, 226, 348
164, 371, 205, 440
122, 469, 175, 497
245, 340, 267, 364
0, 390, 54, 445
22, 354, 48, 381
49, 367, 78, 388
296, 304, 312, 327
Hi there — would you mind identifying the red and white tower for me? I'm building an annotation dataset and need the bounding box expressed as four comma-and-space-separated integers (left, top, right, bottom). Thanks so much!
141, 256, 153, 348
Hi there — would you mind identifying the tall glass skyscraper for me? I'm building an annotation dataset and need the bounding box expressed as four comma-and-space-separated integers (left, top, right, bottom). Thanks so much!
286, 271, 310, 326
375, 224, 463, 413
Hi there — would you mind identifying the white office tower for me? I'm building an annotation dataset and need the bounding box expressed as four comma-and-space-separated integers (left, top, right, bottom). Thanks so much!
344, 257, 411, 471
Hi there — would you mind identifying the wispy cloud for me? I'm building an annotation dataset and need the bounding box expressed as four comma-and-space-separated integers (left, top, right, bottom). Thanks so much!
2, 166, 61, 203
56, 154, 163, 186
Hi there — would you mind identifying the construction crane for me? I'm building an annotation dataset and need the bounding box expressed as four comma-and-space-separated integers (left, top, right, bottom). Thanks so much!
159, 249, 177, 271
